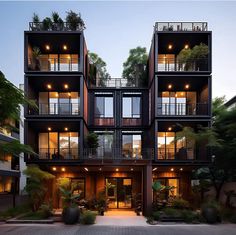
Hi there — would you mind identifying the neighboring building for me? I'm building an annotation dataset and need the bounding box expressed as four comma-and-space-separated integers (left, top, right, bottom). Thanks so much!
225, 95, 236, 110
23, 21, 212, 215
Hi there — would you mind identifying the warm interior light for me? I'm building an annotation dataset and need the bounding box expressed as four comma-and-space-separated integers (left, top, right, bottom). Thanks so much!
99, 168, 102, 171
116, 168, 119, 172
55, 93, 59, 97
52, 167, 57, 171
168, 44, 173, 50
63, 45, 68, 50
181, 92, 184, 96
171, 168, 174, 172
152, 167, 157, 172
180, 168, 183, 171
64, 127, 68, 131
84, 167, 88, 172
184, 44, 189, 49
168, 84, 172, 89
48, 127, 51, 131
47, 84, 52, 89
64, 84, 69, 89
45, 45, 50, 50
68, 92, 71, 97
131, 168, 134, 171
185, 84, 190, 89
61, 167, 65, 172
168, 127, 172, 131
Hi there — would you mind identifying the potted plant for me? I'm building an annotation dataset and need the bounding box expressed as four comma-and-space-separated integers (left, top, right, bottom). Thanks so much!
42, 17, 52, 31
32, 13, 40, 31
66, 10, 86, 31
59, 179, 81, 224
201, 200, 221, 224
86, 132, 99, 158
51, 12, 64, 31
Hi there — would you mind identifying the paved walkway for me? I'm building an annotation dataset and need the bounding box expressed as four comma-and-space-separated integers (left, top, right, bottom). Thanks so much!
0, 223, 236, 235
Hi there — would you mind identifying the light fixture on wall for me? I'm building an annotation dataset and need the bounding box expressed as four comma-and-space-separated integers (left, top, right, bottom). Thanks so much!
116, 168, 119, 172
185, 84, 190, 89
61, 167, 66, 172
168, 44, 173, 50
131, 168, 134, 171
47, 84, 52, 89
48, 127, 52, 131
64, 127, 68, 131
52, 167, 57, 171
99, 168, 102, 171
64, 84, 69, 89
167, 84, 172, 89
63, 45, 68, 50
171, 168, 174, 172
168, 127, 172, 131
45, 45, 50, 50
180, 168, 183, 171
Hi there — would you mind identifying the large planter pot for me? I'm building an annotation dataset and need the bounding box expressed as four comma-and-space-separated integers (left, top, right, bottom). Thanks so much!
62, 207, 79, 224
202, 207, 218, 224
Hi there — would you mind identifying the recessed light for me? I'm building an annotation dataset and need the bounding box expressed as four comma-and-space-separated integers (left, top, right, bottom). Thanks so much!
116, 168, 119, 172
64, 127, 68, 131
45, 45, 50, 50
152, 167, 157, 171
168, 44, 173, 50
99, 168, 102, 171
52, 167, 56, 171
171, 168, 174, 172
48, 127, 52, 131
64, 84, 69, 89
63, 45, 67, 50
131, 168, 134, 171
184, 44, 189, 49
61, 167, 65, 172
168, 84, 172, 89
180, 168, 183, 171
84, 167, 88, 172
185, 84, 190, 89
168, 127, 172, 131
47, 84, 52, 89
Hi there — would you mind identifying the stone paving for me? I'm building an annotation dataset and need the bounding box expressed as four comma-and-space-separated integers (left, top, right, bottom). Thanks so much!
0, 223, 236, 235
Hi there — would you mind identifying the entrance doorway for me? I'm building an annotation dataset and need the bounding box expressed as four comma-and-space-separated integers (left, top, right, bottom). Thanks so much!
105, 178, 132, 209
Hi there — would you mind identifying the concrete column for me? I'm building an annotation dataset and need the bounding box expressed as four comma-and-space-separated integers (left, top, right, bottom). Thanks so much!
143, 164, 152, 216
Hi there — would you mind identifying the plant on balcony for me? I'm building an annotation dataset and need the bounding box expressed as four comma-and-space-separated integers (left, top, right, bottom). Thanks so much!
51, 12, 64, 30
86, 132, 99, 157
23, 165, 55, 212
42, 17, 53, 31
122, 46, 148, 87
66, 10, 86, 31
31, 47, 41, 71
32, 13, 41, 31
58, 178, 81, 224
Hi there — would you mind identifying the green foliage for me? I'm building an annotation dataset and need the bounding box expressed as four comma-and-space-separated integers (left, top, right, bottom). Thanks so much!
40, 201, 53, 218
32, 13, 40, 23
163, 207, 182, 217
181, 210, 200, 223
23, 165, 55, 212
191, 43, 209, 60
20, 210, 50, 220
171, 198, 190, 209
0, 204, 30, 219
80, 210, 97, 224
122, 46, 148, 86
201, 200, 221, 213
152, 211, 161, 221
66, 10, 85, 30
51, 12, 60, 23
42, 17, 52, 30
86, 132, 99, 149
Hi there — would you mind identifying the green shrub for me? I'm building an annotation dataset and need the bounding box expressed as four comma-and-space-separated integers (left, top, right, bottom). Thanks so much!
172, 198, 190, 209
40, 202, 53, 218
181, 210, 199, 223
80, 210, 97, 224
0, 204, 30, 219
163, 208, 182, 217
152, 211, 161, 221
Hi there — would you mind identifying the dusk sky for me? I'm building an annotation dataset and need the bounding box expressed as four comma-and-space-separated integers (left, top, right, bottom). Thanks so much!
0, 1, 235, 100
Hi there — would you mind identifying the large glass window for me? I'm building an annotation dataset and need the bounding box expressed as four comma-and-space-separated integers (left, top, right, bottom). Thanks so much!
157, 132, 195, 160
97, 133, 114, 158
71, 178, 85, 199
122, 96, 141, 118
95, 96, 113, 118
122, 134, 142, 159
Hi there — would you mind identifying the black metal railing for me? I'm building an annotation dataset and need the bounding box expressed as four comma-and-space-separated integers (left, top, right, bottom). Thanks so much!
28, 103, 80, 115
29, 148, 79, 160
83, 148, 153, 160
155, 22, 208, 32
158, 58, 209, 72
157, 103, 209, 116
28, 55, 79, 72
158, 147, 195, 160
29, 22, 84, 31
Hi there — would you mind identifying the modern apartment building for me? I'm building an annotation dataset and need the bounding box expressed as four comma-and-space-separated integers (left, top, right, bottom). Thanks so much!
23, 21, 212, 215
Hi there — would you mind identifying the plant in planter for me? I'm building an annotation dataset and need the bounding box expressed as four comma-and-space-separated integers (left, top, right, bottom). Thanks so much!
42, 17, 53, 31
80, 210, 97, 224
32, 13, 40, 31
201, 200, 221, 224
66, 10, 86, 31
51, 12, 64, 31
59, 178, 81, 224
86, 132, 99, 158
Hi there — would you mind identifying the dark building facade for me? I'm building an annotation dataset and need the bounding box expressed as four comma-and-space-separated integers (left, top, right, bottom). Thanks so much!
23, 21, 212, 215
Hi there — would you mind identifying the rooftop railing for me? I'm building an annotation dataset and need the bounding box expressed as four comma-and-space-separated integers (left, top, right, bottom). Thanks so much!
29, 22, 84, 31
155, 22, 208, 32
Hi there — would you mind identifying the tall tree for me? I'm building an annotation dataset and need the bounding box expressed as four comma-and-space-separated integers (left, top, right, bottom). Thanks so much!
88, 52, 110, 87
122, 46, 148, 86
0, 71, 36, 155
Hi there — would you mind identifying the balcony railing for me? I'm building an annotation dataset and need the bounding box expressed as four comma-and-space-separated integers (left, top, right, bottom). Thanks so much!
155, 22, 208, 32
90, 78, 146, 88
28, 103, 80, 115
28, 148, 79, 160
158, 147, 195, 160
157, 103, 209, 116
29, 22, 84, 31
28, 55, 79, 72
158, 58, 209, 72
83, 148, 153, 160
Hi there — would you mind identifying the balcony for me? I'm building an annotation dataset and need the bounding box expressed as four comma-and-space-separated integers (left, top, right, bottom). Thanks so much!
28, 54, 79, 72
157, 103, 209, 116
28, 103, 80, 116
155, 22, 208, 32
83, 148, 153, 161
158, 147, 195, 160
29, 22, 84, 31
157, 57, 208, 72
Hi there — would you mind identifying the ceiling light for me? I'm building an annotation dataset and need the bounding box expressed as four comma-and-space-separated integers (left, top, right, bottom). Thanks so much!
185, 84, 190, 89
48, 127, 51, 131
47, 84, 52, 89
52, 167, 56, 171
131, 168, 134, 171
184, 44, 189, 49
64, 127, 68, 131
99, 168, 102, 171
116, 168, 119, 172
84, 167, 88, 172
171, 168, 174, 172
168, 44, 173, 50
168, 84, 172, 89
180, 168, 183, 171
64, 84, 69, 89
63, 45, 68, 50
152, 167, 157, 172
61, 167, 65, 172
168, 127, 172, 131
45, 45, 50, 50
